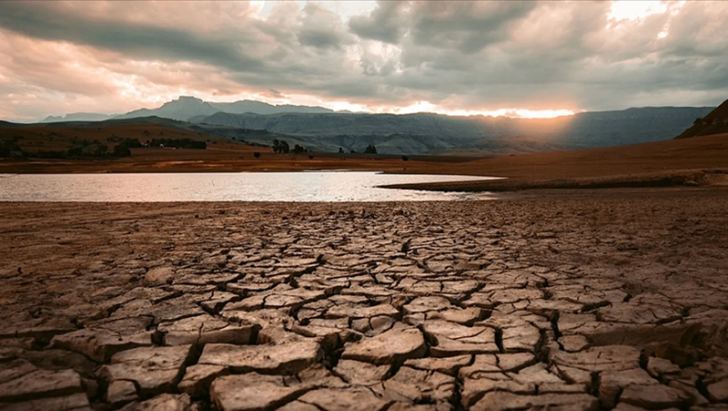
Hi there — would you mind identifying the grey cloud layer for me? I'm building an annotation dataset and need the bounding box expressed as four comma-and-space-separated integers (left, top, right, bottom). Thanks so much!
0, 0, 727, 119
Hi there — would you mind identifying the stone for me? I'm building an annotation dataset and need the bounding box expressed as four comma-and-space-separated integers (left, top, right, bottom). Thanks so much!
198, 342, 322, 374
100, 345, 192, 396
158, 315, 259, 346
210, 373, 315, 411
341, 327, 426, 365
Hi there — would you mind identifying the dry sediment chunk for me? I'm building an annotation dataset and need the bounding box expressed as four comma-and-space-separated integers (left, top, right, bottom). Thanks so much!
341, 327, 426, 365
210, 373, 315, 411
619, 384, 690, 410
51, 317, 154, 362
376, 366, 455, 405
158, 314, 259, 346
559, 335, 591, 352
118, 393, 192, 411
333, 360, 390, 385
598, 368, 659, 408
0, 392, 91, 411
470, 391, 599, 411
107, 380, 138, 406
325, 303, 400, 320
707, 378, 728, 402
0, 364, 83, 403
198, 341, 322, 374
422, 321, 498, 357
100, 345, 193, 397
404, 355, 472, 375
178, 364, 229, 397
296, 388, 391, 411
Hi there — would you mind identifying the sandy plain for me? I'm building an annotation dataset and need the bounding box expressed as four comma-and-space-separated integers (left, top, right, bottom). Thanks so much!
1, 187, 728, 410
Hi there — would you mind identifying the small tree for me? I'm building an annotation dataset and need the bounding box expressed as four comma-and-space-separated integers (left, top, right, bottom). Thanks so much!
364, 145, 377, 154
308, 155, 314, 160
272, 139, 280, 152
272, 139, 290, 154
402, 155, 408, 161
338, 147, 344, 154
293, 144, 305, 154
254, 152, 261, 159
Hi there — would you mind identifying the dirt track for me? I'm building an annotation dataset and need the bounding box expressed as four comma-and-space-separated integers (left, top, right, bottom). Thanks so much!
1, 187, 728, 410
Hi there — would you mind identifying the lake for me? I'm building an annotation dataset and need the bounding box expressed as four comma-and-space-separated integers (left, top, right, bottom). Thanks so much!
0, 172, 498, 202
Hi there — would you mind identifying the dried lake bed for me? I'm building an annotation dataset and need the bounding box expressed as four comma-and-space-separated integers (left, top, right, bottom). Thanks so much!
1, 187, 728, 410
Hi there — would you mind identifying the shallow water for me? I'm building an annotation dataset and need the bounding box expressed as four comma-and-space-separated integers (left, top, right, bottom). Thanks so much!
0, 172, 497, 202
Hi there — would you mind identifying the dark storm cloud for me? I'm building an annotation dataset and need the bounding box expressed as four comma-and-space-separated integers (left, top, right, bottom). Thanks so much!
0, 2, 265, 72
349, 2, 407, 44
0, 0, 727, 120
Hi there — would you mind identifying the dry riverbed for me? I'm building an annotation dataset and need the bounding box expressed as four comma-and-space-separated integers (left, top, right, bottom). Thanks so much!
1, 187, 728, 411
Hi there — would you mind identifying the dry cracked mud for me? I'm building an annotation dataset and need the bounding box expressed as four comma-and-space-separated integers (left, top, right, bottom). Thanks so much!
1, 187, 728, 411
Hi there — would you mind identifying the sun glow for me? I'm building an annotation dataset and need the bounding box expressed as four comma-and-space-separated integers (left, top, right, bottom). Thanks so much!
608, 0, 668, 21
390, 101, 575, 119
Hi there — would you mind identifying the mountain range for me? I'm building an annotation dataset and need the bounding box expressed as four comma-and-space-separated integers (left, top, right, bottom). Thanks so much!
35, 96, 716, 155
42, 96, 335, 123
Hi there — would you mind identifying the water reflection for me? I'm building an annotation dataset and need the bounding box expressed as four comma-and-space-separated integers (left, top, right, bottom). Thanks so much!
0, 172, 497, 202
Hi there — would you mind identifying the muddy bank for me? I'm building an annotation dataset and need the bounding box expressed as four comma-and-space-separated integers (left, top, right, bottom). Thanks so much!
1, 189, 728, 410
382, 169, 728, 192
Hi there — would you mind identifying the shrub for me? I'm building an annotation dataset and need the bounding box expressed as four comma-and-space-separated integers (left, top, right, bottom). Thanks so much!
254, 152, 261, 159
402, 156, 409, 161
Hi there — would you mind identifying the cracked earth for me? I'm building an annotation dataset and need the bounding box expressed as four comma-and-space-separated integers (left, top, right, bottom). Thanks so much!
1, 188, 728, 411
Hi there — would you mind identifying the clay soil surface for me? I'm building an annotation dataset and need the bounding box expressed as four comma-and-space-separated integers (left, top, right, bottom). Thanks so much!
2, 187, 728, 410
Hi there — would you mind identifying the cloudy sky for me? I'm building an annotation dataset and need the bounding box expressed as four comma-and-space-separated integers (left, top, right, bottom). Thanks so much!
0, 0, 727, 121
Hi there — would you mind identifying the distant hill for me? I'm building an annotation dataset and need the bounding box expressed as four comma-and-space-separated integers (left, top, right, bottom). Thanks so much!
193, 107, 714, 154
43, 113, 115, 123
18, 102, 716, 155
113, 96, 334, 122
676, 99, 728, 139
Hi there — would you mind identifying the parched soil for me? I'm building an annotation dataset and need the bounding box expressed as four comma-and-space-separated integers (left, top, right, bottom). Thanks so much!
1, 187, 728, 410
